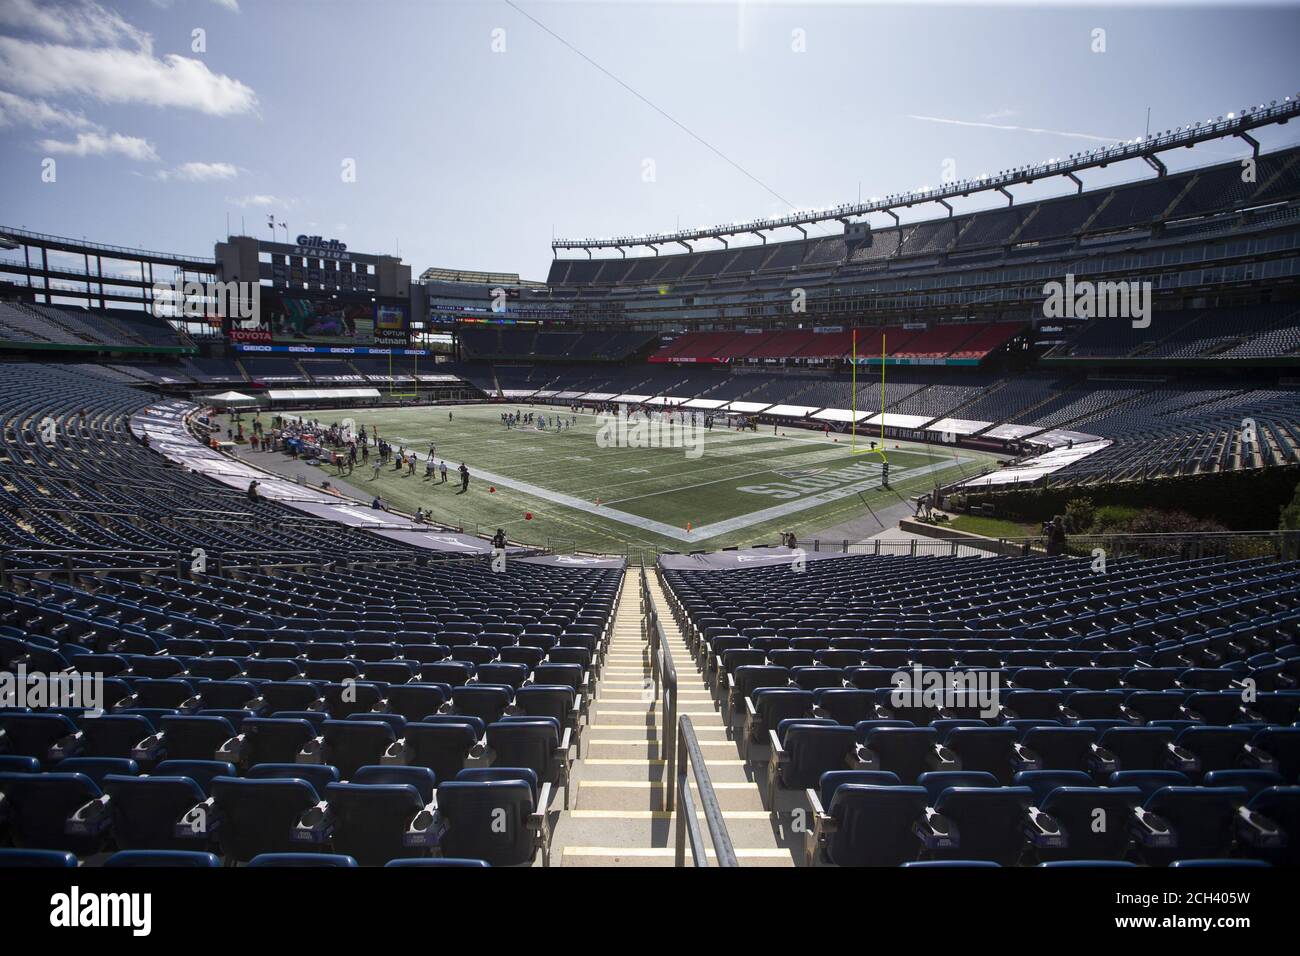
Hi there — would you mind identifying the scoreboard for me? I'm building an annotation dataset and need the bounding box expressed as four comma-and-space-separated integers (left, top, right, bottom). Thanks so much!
259, 235, 378, 294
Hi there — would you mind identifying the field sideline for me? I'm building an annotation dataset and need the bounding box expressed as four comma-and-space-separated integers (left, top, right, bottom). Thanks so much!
286, 403, 1000, 554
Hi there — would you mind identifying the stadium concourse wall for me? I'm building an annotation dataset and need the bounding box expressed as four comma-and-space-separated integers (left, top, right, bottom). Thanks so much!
955, 463, 1300, 533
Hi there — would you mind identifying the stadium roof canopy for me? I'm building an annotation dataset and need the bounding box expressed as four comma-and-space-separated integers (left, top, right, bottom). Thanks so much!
553, 95, 1300, 255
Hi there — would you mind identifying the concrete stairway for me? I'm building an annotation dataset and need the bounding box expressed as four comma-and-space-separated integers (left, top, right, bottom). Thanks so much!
549, 568, 795, 866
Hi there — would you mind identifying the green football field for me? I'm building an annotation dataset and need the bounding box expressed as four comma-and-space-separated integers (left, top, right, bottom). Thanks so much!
287, 403, 999, 555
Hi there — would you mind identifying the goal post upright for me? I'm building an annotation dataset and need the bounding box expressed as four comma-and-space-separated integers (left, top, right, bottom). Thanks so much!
851, 327, 857, 453
880, 331, 886, 462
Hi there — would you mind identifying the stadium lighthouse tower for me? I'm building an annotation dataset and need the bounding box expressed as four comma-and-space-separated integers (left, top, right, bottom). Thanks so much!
214, 233, 421, 348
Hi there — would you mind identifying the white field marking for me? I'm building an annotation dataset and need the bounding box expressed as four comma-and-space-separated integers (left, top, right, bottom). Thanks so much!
598, 445, 893, 506
567, 441, 930, 501
301, 407, 974, 539
361, 437, 951, 548
564, 431, 951, 502
424, 456, 968, 542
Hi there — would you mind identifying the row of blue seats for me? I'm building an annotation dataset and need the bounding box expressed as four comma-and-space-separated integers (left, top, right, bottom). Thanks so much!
1, 709, 575, 799
713, 655, 1296, 691
0, 849, 490, 867
0, 761, 551, 866
802, 772, 1299, 867
740, 684, 1300, 738
2, 677, 584, 731
703, 641, 1299, 693
765, 722, 1300, 801
4, 635, 602, 680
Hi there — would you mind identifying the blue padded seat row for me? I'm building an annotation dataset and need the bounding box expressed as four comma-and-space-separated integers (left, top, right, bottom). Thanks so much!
104, 850, 220, 867
0, 848, 79, 867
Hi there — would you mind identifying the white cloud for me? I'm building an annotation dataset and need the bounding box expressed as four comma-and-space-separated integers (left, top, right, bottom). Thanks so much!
228, 194, 295, 208
0, 39, 258, 117
38, 130, 159, 160
160, 160, 238, 181
0, 89, 96, 129
982, 108, 1017, 121
0, 0, 150, 51
150, 0, 242, 11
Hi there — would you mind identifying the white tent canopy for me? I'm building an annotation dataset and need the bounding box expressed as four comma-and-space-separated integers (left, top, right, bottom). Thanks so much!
265, 387, 381, 402
206, 390, 259, 405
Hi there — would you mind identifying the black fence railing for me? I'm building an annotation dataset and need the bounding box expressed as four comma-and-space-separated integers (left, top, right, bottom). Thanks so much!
997, 530, 1300, 562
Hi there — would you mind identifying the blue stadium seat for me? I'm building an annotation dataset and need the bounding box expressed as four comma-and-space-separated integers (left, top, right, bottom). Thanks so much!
434, 768, 549, 866
384, 857, 489, 867
767, 719, 858, 806
56, 756, 139, 787
1038, 787, 1142, 861
102, 772, 213, 851
860, 727, 956, 784
1132, 786, 1247, 865
400, 719, 483, 781
210, 776, 324, 863
932, 786, 1044, 865
916, 771, 1000, 805
809, 784, 928, 867
0, 771, 109, 854
1012, 770, 1095, 805
486, 718, 570, 807
1237, 786, 1300, 866
312, 780, 435, 865
104, 850, 220, 867
0, 848, 79, 867
248, 853, 358, 867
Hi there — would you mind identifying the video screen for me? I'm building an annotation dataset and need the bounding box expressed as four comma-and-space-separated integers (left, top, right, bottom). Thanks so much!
226, 290, 409, 346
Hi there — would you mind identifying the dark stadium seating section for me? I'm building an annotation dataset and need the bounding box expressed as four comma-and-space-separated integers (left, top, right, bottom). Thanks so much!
661, 552, 1300, 866
648, 323, 1024, 363
0, 364, 620, 866
547, 147, 1300, 288
0, 302, 185, 349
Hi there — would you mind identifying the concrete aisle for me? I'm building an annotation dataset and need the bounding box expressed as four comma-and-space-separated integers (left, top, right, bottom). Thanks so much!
549, 568, 795, 866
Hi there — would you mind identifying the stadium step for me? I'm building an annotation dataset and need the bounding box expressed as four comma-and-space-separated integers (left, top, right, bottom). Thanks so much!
550, 568, 796, 866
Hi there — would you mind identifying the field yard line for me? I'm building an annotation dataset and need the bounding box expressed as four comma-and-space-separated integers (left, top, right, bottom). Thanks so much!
467, 457, 970, 542
569, 444, 867, 497
681, 458, 971, 539
599, 450, 870, 506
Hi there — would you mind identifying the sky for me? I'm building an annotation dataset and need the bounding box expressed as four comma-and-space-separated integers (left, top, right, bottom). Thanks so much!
1, 0, 1298, 281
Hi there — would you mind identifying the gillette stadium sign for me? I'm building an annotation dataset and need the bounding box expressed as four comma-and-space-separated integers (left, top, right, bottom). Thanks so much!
296, 235, 346, 253
293, 235, 350, 260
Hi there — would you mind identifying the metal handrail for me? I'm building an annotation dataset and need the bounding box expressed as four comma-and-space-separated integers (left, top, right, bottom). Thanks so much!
641, 568, 676, 809
675, 715, 738, 868
640, 566, 737, 867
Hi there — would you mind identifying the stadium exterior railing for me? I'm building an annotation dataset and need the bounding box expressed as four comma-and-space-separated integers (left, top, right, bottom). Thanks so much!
615, 530, 1299, 562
